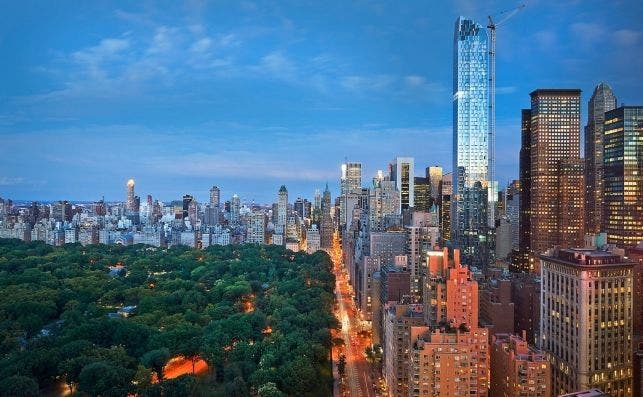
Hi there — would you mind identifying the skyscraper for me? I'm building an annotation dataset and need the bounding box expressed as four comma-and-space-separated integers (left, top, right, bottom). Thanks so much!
529, 89, 582, 255
391, 157, 414, 211
585, 83, 617, 235
412, 177, 430, 212
320, 184, 333, 249
518, 109, 532, 272
540, 248, 633, 396
426, 166, 443, 205
603, 106, 643, 248
440, 172, 452, 243
340, 162, 362, 227
453, 17, 493, 268
230, 194, 240, 223
126, 179, 136, 211
277, 185, 288, 233
209, 186, 220, 208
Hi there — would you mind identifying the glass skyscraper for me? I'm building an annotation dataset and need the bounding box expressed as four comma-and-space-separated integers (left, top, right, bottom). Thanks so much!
453, 17, 493, 267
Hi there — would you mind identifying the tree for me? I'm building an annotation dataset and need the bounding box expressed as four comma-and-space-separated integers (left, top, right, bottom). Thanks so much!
0, 376, 39, 397
257, 382, 285, 397
78, 361, 133, 397
142, 348, 171, 382
337, 354, 346, 379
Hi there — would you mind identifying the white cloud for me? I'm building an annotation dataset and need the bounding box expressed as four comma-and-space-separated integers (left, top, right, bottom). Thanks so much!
612, 29, 641, 46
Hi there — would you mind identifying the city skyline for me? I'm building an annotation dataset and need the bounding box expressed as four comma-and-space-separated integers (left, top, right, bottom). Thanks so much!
2, 1, 643, 202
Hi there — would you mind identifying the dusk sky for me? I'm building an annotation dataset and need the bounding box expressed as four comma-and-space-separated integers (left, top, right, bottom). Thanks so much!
1, 0, 642, 204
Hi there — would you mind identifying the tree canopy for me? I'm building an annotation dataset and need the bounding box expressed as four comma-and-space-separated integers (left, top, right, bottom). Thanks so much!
0, 239, 337, 396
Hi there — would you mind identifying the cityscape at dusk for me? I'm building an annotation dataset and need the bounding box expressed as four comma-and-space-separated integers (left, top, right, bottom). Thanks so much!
0, 1, 642, 397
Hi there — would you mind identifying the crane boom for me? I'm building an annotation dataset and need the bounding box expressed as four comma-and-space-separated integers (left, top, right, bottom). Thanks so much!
486, 3, 525, 228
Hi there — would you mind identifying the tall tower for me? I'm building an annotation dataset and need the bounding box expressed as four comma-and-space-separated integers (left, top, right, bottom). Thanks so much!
585, 83, 617, 234
518, 109, 533, 272
391, 156, 414, 211
603, 106, 643, 248
230, 194, 240, 223
453, 17, 492, 268
426, 166, 443, 205
209, 186, 220, 208
340, 162, 362, 227
320, 183, 333, 249
277, 185, 288, 231
529, 89, 582, 254
126, 179, 135, 211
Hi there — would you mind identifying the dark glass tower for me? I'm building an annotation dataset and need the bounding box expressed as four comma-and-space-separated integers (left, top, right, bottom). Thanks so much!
584, 82, 617, 234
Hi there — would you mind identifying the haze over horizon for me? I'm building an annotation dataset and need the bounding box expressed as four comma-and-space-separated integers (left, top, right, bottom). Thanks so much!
1, 0, 642, 203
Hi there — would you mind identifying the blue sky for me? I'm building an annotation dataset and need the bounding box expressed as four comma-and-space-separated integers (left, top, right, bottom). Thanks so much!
1, 0, 642, 204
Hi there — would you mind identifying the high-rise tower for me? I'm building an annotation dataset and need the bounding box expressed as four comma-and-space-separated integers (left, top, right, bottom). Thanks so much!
529, 89, 583, 255
320, 184, 333, 249
277, 185, 288, 232
340, 162, 362, 228
453, 17, 493, 268
585, 83, 617, 234
126, 179, 135, 211
603, 106, 643, 248
391, 157, 414, 212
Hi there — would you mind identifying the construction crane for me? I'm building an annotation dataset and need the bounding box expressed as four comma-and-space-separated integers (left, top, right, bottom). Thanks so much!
487, 3, 525, 227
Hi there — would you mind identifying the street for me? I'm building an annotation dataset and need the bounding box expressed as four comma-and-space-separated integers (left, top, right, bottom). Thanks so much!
331, 236, 376, 397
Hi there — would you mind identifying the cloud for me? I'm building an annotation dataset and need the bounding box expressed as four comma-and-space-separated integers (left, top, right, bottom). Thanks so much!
570, 22, 605, 46
0, 177, 26, 186
533, 30, 557, 51
612, 29, 641, 46
341, 75, 395, 92
259, 51, 298, 82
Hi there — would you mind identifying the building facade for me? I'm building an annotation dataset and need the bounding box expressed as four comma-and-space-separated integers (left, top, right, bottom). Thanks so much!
540, 249, 633, 396
603, 106, 643, 248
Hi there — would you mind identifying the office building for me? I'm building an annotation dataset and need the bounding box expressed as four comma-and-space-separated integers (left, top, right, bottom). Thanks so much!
585, 83, 617, 235
320, 184, 333, 249
413, 177, 430, 212
540, 248, 633, 396
440, 173, 452, 243
126, 179, 136, 212
340, 162, 362, 227
529, 89, 583, 255
306, 225, 321, 254
391, 157, 414, 211
427, 166, 443, 205
518, 109, 533, 271
603, 106, 643, 248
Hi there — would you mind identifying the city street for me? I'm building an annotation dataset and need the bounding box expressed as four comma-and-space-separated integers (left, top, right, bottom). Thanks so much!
331, 237, 376, 397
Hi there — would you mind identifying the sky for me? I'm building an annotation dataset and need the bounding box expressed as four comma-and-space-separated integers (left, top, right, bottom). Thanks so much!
1, 0, 642, 204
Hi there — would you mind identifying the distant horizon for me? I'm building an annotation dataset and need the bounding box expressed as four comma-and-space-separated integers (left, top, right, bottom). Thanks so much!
2, 1, 642, 202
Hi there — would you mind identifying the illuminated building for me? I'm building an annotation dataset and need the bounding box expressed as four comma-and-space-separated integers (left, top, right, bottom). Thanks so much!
490, 333, 551, 397
305, 225, 320, 254
383, 303, 424, 397
320, 183, 333, 249
369, 171, 400, 232
528, 89, 583, 256
126, 178, 135, 211
540, 248, 633, 396
453, 17, 493, 269
391, 157, 414, 211
409, 326, 489, 397
603, 106, 643, 248
426, 166, 443, 205
440, 173, 452, 243
246, 211, 265, 244
277, 185, 288, 232
518, 109, 533, 271
413, 177, 430, 212
340, 162, 362, 227
585, 83, 617, 235
230, 194, 240, 224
